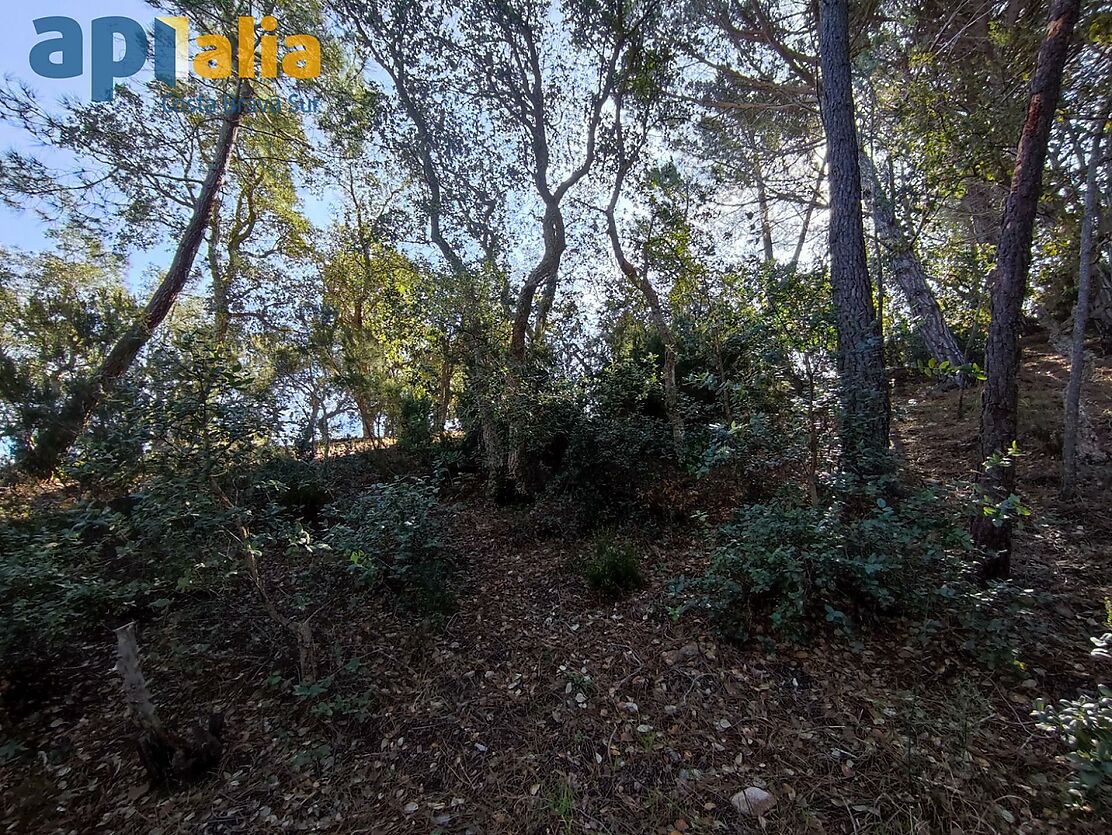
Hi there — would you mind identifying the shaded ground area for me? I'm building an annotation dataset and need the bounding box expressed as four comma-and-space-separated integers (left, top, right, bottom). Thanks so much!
3, 339, 1111, 834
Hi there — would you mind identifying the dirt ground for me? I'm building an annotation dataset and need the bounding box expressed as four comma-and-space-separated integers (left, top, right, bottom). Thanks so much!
2, 337, 1111, 834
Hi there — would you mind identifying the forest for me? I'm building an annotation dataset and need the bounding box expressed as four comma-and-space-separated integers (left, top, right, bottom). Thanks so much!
0, 0, 1110, 832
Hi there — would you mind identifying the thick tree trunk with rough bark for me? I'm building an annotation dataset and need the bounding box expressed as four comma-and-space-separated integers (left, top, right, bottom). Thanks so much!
971, 0, 1080, 577
859, 152, 967, 370
1061, 105, 1108, 497
24, 82, 247, 477
818, 0, 890, 475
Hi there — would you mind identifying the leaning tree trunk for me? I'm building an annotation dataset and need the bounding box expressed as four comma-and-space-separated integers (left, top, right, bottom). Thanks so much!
859, 151, 967, 371
971, 0, 1080, 578
818, 0, 890, 476
24, 80, 248, 477
1061, 102, 1109, 498
505, 200, 567, 494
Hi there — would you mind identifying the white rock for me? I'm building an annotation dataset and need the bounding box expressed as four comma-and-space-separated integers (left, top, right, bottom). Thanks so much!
731, 787, 776, 817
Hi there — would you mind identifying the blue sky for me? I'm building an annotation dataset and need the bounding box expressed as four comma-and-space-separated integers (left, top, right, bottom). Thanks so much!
0, 1, 346, 292
0, 1, 155, 255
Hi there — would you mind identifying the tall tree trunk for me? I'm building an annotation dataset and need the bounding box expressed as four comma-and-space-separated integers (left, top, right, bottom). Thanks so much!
352, 392, 377, 440
753, 154, 775, 262
971, 0, 1080, 577
24, 81, 248, 477
606, 223, 686, 461
435, 340, 453, 434
510, 202, 566, 362
1061, 103, 1108, 498
817, 0, 890, 476
207, 197, 231, 343
859, 151, 967, 370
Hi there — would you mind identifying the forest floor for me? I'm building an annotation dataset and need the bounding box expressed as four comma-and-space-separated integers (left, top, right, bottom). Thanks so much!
3, 335, 1112, 835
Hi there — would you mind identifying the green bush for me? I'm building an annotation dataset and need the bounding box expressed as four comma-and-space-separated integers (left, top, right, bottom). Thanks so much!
1034, 684, 1112, 804
323, 478, 453, 614
582, 534, 643, 599
695, 411, 803, 481
250, 454, 334, 525
0, 502, 154, 673
2, 332, 278, 681
545, 356, 675, 526
68, 331, 273, 585
688, 484, 961, 641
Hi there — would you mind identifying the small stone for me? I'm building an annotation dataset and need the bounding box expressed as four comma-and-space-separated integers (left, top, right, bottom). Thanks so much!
403, 801, 419, 814
731, 787, 776, 817
663, 642, 701, 665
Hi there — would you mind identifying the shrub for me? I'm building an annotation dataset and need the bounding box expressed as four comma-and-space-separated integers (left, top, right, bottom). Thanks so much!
695, 411, 804, 486
544, 358, 675, 526
2, 332, 278, 683
0, 501, 155, 676
323, 478, 453, 614
687, 484, 960, 641
67, 334, 273, 587
582, 534, 643, 599
1034, 685, 1112, 804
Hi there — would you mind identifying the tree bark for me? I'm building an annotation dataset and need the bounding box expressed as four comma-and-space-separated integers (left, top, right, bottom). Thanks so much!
1061, 103, 1108, 497
818, 0, 890, 476
753, 153, 775, 262
24, 81, 248, 477
971, 0, 1080, 577
435, 339, 453, 434
859, 151, 967, 371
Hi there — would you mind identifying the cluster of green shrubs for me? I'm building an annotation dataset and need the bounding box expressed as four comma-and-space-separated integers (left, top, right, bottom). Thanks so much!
1034, 619, 1112, 806
1035, 684, 1112, 805
322, 478, 453, 615
0, 332, 455, 693
2, 334, 267, 672
680, 480, 973, 642
0, 501, 154, 672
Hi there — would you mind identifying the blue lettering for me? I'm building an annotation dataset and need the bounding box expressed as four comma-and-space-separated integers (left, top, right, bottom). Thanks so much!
29, 17, 82, 79
90, 17, 147, 101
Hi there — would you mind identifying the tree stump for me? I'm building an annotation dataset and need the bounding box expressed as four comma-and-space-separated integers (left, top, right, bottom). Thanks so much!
114, 622, 223, 783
